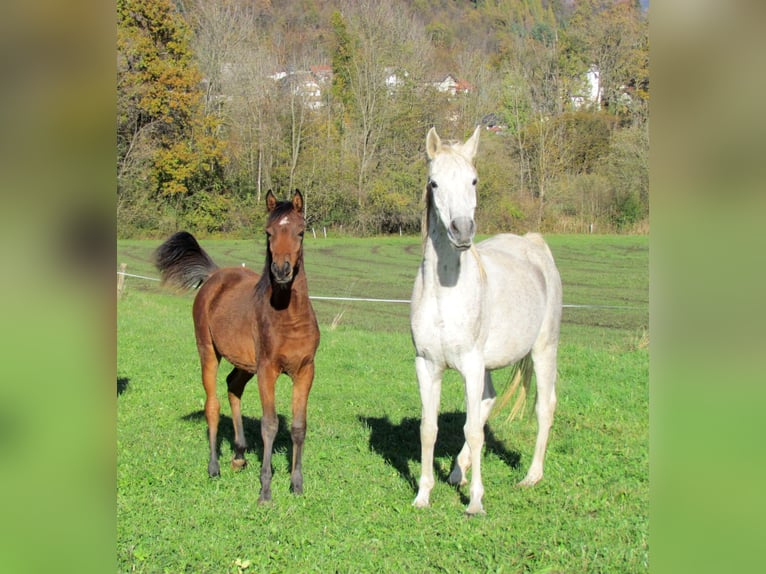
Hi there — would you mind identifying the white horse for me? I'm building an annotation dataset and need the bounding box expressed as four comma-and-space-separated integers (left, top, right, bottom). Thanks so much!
410, 126, 562, 515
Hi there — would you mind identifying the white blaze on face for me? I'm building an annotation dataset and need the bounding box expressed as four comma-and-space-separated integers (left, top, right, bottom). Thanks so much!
279, 216, 290, 226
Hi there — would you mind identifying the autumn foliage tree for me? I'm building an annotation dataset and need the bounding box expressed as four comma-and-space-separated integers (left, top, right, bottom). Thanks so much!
117, 0, 226, 233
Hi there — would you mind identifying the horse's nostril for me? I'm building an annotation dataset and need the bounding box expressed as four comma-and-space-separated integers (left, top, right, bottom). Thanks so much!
449, 218, 474, 243
271, 261, 293, 281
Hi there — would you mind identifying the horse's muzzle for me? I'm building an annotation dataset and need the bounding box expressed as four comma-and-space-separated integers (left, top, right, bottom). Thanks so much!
448, 217, 475, 250
271, 261, 293, 284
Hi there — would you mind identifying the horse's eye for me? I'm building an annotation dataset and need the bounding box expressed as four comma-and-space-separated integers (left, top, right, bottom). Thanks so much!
298, 231, 305, 238
472, 178, 477, 186
429, 179, 438, 189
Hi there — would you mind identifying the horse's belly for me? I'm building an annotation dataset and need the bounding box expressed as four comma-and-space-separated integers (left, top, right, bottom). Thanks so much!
483, 298, 545, 369
213, 336, 258, 372
206, 312, 259, 372
483, 328, 536, 370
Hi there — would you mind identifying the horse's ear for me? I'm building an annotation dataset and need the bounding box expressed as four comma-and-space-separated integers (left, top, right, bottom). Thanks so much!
266, 190, 277, 212
292, 189, 304, 215
426, 126, 441, 159
460, 125, 481, 162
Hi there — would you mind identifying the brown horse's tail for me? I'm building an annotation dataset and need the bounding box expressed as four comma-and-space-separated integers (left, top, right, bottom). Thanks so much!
494, 354, 535, 423
153, 231, 219, 290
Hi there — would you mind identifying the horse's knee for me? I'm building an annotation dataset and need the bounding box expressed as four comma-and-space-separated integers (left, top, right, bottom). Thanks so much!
204, 397, 220, 419
420, 420, 438, 444
463, 423, 484, 446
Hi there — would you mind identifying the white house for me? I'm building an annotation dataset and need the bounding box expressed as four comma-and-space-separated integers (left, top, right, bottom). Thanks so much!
571, 65, 601, 110
432, 74, 474, 96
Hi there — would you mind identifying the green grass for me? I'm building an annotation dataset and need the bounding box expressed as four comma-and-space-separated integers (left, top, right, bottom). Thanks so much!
117, 234, 648, 573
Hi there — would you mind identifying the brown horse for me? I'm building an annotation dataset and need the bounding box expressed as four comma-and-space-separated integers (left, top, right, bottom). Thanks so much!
154, 190, 320, 503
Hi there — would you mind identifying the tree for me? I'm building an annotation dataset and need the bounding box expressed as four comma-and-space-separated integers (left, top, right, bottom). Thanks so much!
330, 10, 354, 118
502, 69, 534, 195
565, 0, 647, 117
599, 122, 648, 228
117, 0, 226, 231
330, 1, 433, 220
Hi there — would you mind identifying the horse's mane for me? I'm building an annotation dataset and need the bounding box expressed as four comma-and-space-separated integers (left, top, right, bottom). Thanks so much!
420, 182, 431, 245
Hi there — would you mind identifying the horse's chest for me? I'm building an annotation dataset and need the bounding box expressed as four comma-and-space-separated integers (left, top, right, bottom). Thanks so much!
411, 287, 484, 360
258, 314, 319, 372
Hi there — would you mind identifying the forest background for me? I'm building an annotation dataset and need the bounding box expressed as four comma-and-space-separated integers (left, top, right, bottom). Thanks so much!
117, 0, 649, 238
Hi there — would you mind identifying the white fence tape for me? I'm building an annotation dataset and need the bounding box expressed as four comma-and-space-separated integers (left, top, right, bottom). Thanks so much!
117, 271, 644, 311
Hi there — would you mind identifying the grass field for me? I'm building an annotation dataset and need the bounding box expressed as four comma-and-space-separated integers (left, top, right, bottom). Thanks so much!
117, 234, 648, 573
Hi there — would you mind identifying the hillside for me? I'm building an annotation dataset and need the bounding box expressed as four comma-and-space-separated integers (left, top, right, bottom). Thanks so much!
118, 0, 649, 237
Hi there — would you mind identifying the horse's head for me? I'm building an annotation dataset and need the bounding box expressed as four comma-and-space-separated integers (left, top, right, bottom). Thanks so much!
425, 125, 481, 250
265, 189, 306, 285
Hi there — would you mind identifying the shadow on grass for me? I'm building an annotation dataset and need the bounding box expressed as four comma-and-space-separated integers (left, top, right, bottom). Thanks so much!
117, 377, 129, 396
181, 410, 292, 472
358, 412, 521, 501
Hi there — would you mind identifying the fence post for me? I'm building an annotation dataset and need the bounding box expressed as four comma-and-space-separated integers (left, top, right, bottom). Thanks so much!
117, 263, 127, 298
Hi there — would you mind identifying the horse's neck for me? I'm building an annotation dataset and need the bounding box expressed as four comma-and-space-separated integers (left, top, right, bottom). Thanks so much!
422, 219, 480, 292
256, 264, 310, 312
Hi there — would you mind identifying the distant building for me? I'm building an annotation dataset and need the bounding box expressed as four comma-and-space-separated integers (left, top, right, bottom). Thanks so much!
571, 65, 602, 110
310, 65, 333, 84
481, 113, 506, 132
433, 74, 474, 96
278, 70, 323, 110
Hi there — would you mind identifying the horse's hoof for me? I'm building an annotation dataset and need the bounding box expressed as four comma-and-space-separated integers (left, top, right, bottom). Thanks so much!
517, 474, 541, 487
447, 466, 465, 486
208, 462, 220, 477
231, 458, 247, 471
464, 504, 486, 516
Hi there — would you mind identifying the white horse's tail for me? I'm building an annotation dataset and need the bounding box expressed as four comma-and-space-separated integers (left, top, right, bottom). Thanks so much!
495, 354, 535, 422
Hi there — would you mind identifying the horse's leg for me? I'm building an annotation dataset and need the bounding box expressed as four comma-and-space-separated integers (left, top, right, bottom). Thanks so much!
413, 356, 444, 508
519, 344, 558, 487
462, 356, 489, 515
289, 362, 315, 495
256, 363, 279, 503
226, 368, 254, 470
449, 370, 496, 487
199, 345, 221, 477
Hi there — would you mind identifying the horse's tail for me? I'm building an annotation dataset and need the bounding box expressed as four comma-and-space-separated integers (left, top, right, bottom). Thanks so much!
153, 231, 219, 291
495, 354, 535, 423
